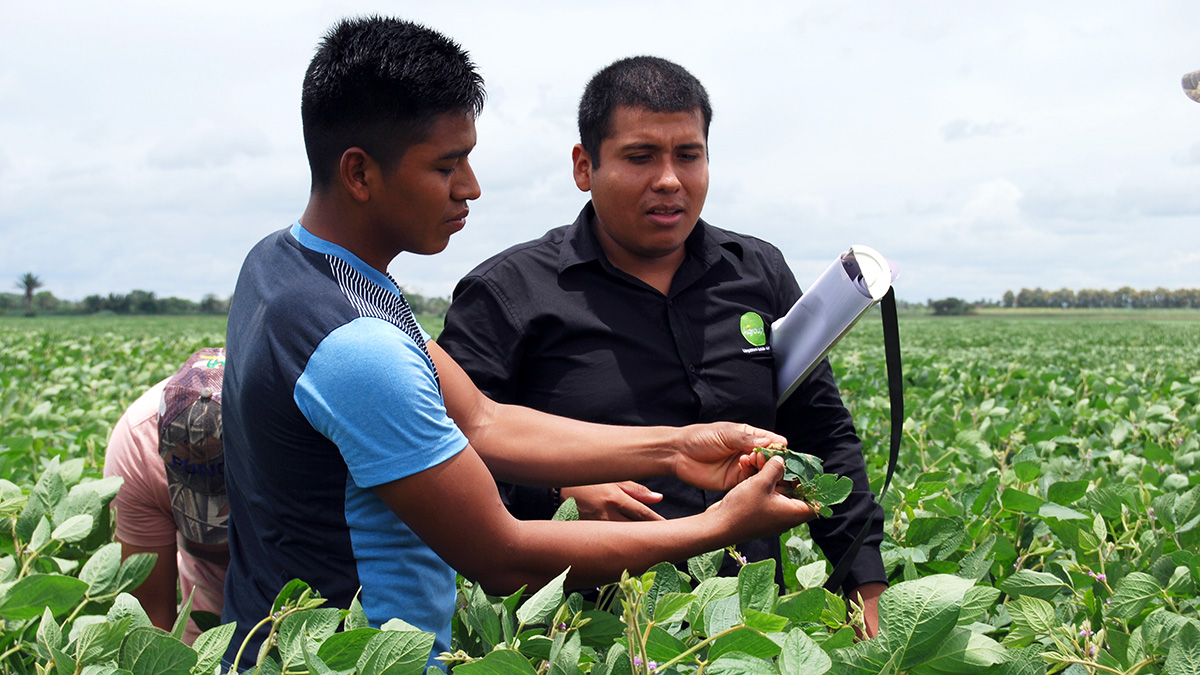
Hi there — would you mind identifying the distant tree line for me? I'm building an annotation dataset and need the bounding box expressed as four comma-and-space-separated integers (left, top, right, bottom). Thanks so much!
1001, 287, 1200, 309
0, 289, 232, 316
3, 274, 453, 318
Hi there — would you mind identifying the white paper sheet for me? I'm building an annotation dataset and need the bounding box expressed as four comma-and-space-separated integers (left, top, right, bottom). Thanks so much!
772, 245, 895, 406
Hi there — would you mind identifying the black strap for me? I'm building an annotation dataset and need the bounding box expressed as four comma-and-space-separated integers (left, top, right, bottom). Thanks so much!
824, 287, 902, 593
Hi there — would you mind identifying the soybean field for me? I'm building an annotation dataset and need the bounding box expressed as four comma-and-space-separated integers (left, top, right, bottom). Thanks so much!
2, 312, 1199, 675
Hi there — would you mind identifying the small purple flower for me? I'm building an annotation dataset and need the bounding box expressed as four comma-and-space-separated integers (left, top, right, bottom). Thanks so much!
648, 661, 659, 673
633, 656, 643, 667
1089, 645, 1097, 656
558, 622, 568, 631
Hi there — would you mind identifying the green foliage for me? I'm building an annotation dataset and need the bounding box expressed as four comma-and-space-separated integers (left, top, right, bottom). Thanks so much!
2, 314, 1199, 675
754, 446, 853, 516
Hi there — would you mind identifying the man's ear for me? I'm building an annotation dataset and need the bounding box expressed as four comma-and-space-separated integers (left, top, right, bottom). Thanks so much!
339, 147, 376, 203
571, 144, 593, 193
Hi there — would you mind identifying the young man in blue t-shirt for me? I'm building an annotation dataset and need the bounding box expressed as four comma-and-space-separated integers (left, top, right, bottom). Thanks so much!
221, 16, 815, 669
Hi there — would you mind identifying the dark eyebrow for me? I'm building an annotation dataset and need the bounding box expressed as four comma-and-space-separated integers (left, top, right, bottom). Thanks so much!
617, 141, 706, 153
437, 147, 473, 161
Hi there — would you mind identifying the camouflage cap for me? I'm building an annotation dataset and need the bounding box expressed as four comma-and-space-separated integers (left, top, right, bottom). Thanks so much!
158, 348, 228, 545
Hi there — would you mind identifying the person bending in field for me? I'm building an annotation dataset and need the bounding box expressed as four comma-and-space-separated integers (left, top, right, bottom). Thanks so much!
438, 57, 888, 635
220, 16, 815, 670
103, 348, 228, 644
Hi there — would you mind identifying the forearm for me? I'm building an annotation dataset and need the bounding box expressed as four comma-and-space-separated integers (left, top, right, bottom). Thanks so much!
465, 401, 678, 487
118, 539, 179, 630
475, 512, 734, 595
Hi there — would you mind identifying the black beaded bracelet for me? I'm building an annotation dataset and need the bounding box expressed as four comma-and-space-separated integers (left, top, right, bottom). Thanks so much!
550, 487, 562, 510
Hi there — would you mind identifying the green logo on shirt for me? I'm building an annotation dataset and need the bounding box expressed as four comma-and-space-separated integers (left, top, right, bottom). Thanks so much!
740, 312, 766, 346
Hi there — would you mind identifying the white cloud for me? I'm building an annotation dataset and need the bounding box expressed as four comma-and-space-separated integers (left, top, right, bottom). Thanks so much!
2, 0, 1199, 305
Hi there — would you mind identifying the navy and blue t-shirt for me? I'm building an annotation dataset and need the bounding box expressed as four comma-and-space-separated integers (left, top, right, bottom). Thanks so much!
221, 222, 467, 667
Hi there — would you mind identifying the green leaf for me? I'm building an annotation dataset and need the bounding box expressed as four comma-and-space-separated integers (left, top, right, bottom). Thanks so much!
118, 626, 198, 675
1037, 503, 1089, 521
171, 588, 195, 642
906, 518, 966, 560
778, 628, 831, 675
643, 561, 681, 620
75, 616, 130, 666
688, 549, 724, 583
516, 567, 569, 627
875, 574, 974, 671
48, 641, 77, 675
957, 585, 1001, 625
741, 608, 789, 633
30, 514, 52, 552
775, 587, 825, 624
999, 570, 1067, 601
107, 593, 154, 630
453, 649, 538, 675
0, 573, 89, 620
1107, 572, 1162, 620
272, 579, 313, 615
317, 628, 379, 672
466, 583, 503, 648
956, 535, 997, 582
115, 553, 157, 594
302, 637, 336, 675
688, 577, 738, 627
578, 609, 624, 650
1047, 480, 1089, 505
1000, 489, 1044, 513
1013, 460, 1041, 483
1005, 596, 1058, 645
357, 629, 436, 675
191, 622, 237, 675
738, 559, 777, 614
643, 624, 687, 662
794, 560, 827, 589
278, 608, 344, 668
17, 459, 65, 542
800, 473, 854, 512
652, 592, 695, 623
548, 630, 581, 675
79, 542, 123, 597
1165, 622, 1200, 675
704, 595, 743, 638
551, 497, 579, 521
346, 595, 370, 631
708, 627, 781, 661
907, 625, 1006, 675
37, 606, 63, 656
705, 652, 778, 675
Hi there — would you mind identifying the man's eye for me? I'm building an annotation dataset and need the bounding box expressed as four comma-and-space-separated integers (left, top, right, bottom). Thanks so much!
678, 153, 700, 162
627, 155, 651, 163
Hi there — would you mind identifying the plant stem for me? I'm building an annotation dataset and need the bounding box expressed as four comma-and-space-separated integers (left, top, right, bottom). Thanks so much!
654, 626, 745, 672
230, 615, 276, 675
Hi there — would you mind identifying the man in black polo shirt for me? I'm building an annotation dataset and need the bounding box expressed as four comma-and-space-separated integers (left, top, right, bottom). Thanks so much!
439, 56, 887, 635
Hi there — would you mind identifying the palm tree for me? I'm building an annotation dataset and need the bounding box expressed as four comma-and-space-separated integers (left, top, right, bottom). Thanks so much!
15, 272, 43, 316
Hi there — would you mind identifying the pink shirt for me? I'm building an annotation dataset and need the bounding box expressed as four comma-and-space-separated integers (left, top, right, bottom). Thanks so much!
103, 378, 226, 644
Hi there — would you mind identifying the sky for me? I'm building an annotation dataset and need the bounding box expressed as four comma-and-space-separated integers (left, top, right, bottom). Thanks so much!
3, 1, 1199, 305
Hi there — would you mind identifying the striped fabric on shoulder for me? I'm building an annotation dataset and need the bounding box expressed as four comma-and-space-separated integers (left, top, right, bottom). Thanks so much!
324, 255, 440, 385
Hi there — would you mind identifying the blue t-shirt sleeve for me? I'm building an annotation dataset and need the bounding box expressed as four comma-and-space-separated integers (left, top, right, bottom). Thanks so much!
294, 317, 467, 488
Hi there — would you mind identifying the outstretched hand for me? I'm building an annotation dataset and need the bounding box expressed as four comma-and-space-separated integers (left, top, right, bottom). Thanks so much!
706, 456, 816, 539
673, 422, 788, 491
561, 481, 665, 521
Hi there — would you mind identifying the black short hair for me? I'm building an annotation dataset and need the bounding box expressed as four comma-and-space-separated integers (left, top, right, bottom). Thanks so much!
577, 56, 712, 167
301, 16, 486, 189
